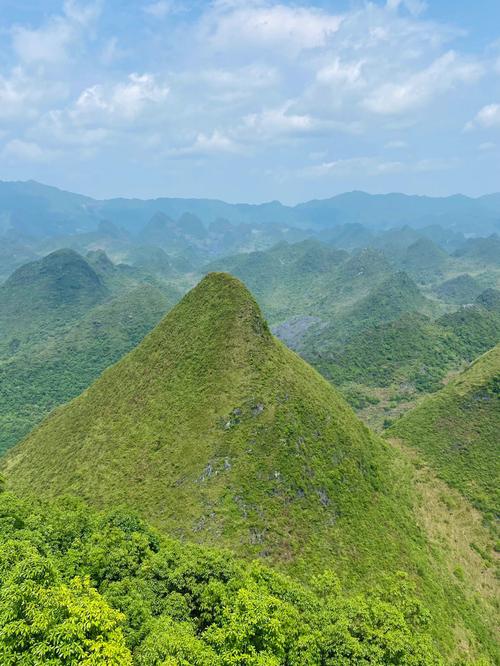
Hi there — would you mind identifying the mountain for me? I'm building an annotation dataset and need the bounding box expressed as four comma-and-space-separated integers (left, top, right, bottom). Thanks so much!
453, 234, 500, 266
399, 238, 449, 281
2, 180, 500, 238
4, 273, 408, 577
0, 249, 108, 354
285, 275, 499, 429
344, 270, 428, 328
389, 345, 500, 524
435, 274, 483, 304
207, 241, 350, 323
0, 230, 38, 281
295, 191, 500, 233
0, 180, 92, 236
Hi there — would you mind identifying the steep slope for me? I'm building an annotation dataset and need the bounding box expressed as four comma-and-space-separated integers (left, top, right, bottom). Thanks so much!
389, 345, 500, 525
0, 284, 177, 454
2, 273, 498, 660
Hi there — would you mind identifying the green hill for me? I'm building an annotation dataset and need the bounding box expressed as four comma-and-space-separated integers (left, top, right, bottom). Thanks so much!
389, 345, 500, 525
3, 273, 499, 661
435, 274, 482, 304
400, 238, 449, 281
0, 249, 107, 354
453, 234, 500, 266
3, 273, 407, 578
345, 270, 428, 328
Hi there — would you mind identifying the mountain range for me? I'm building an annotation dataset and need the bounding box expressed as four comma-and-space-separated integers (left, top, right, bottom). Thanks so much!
2, 272, 498, 662
1, 179, 500, 238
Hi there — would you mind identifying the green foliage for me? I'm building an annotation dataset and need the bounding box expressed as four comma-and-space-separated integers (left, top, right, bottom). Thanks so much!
0, 492, 444, 665
0, 544, 132, 665
3, 272, 415, 582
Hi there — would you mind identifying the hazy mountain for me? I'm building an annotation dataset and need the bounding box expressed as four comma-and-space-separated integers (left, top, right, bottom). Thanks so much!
0, 249, 108, 354
1, 180, 499, 239
434, 274, 483, 304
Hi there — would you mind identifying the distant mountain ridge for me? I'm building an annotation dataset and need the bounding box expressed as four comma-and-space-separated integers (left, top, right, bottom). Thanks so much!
1, 179, 499, 237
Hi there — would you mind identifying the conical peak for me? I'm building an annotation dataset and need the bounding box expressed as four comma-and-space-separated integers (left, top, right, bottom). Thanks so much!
178, 272, 270, 339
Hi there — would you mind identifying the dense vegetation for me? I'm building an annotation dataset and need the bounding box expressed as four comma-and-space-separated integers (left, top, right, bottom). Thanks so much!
389, 345, 500, 526
4, 273, 416, 579
1, 195, 499, 663
0, 489, 449, 665
0, 249, 108, 355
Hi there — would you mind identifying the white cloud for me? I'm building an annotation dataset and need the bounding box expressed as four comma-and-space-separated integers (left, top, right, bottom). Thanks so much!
0, 68, 66, 121
316, 58, 365, 88
365, 51, 483, 114
244, 103, 315, 137
301, 155, 457, 178
144, 1, 175, 19
170, 130, 244, 157
72, 73, 169, 124
203, 3, 342, 56
11, 0, 100, 64
2, 139, 53, 162
0, 0, 494, 197
386, 0, 428, 17
465, 103, 500, 130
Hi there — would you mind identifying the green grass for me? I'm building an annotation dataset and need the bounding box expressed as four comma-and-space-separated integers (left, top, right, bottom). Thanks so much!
3, 273, 499, 661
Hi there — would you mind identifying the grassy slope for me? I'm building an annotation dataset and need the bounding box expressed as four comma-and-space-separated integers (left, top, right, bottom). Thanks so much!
2, 273, 498, 660
0, 284, 177, 454
389, 345, 500, 525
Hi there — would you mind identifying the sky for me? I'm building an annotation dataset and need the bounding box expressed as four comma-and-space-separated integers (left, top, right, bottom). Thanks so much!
0, 0, 499, 203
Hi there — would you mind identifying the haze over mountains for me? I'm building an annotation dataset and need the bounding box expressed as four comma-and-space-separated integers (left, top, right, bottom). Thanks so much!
2, 180, 500, 237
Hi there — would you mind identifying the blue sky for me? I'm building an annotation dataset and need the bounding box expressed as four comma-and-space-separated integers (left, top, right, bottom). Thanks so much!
0, 0, 499, 202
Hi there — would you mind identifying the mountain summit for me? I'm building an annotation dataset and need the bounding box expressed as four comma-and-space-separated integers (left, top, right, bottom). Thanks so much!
4, 272, 404, 576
